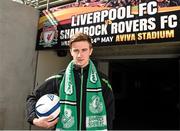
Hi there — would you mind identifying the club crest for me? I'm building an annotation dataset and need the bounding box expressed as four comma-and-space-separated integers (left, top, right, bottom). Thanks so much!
61, 108, 74, 128
39, 20, 58, 47
90, 70, 97, 83
89, 95, 103, 114
65, 82, 73, 95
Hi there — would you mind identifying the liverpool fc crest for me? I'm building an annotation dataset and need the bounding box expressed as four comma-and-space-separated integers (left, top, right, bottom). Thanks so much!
39, 20, 58, 47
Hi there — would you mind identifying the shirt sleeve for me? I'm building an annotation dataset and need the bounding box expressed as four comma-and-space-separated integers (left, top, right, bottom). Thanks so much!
100, 73, 115, 130
26, 76, 61, 125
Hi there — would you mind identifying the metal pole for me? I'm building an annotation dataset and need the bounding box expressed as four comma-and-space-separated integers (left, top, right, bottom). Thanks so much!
46, 0, 49, 10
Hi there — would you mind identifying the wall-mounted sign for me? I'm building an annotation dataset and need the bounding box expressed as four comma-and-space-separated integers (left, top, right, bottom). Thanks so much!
36, 0, 180, 50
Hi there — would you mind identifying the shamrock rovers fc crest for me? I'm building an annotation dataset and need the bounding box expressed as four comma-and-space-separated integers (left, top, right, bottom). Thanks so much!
89, 95, 103, 114
39, 20, 58, 47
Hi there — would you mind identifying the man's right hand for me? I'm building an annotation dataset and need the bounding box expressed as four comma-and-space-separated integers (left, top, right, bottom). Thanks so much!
33, 116, 58, 129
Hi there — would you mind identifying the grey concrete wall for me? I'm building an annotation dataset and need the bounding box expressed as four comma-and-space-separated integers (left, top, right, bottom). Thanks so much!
0, 0, 39, 129
35, 51, 71, 87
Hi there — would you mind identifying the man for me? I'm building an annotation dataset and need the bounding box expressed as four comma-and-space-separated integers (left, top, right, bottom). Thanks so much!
26, 32, 115, 130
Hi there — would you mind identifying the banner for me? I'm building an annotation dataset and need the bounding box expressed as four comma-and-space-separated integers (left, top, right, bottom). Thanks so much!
36, 0, 180, 50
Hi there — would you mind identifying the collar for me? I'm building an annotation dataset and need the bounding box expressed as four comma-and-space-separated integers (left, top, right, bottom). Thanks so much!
73, 64, 89, 72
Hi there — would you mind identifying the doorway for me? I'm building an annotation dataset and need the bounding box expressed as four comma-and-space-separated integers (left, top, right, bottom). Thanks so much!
109, 58, 179, 130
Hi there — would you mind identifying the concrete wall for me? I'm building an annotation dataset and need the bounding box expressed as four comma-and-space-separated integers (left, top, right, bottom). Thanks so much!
0, 0, 39, 129
35, 51, 71, 88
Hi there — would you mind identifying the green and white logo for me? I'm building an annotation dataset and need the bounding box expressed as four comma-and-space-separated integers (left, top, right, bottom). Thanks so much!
90, 70, 97, 83
61, 108, 74, 128
65, 82, 73, 95
89, 95, 103, 114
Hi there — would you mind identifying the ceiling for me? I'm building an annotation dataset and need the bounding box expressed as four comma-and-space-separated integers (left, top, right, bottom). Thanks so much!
13, 0, 76, 10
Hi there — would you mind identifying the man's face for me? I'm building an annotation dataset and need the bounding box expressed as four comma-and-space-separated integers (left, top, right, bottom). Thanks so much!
70, 41, 93, 68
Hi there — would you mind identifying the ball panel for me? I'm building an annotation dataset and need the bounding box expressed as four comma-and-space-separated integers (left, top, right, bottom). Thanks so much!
35, 94, 60, 120
48, 107, 60, 121
36, 102, 60, 117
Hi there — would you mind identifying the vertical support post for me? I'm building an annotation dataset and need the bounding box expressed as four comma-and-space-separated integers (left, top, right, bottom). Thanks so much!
46, 0, 49, 10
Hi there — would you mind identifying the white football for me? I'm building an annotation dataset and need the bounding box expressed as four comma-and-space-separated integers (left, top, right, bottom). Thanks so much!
35, 94, 60, 121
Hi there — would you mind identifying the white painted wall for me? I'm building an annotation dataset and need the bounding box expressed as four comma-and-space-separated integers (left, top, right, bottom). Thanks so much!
0, 0, 39, 129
